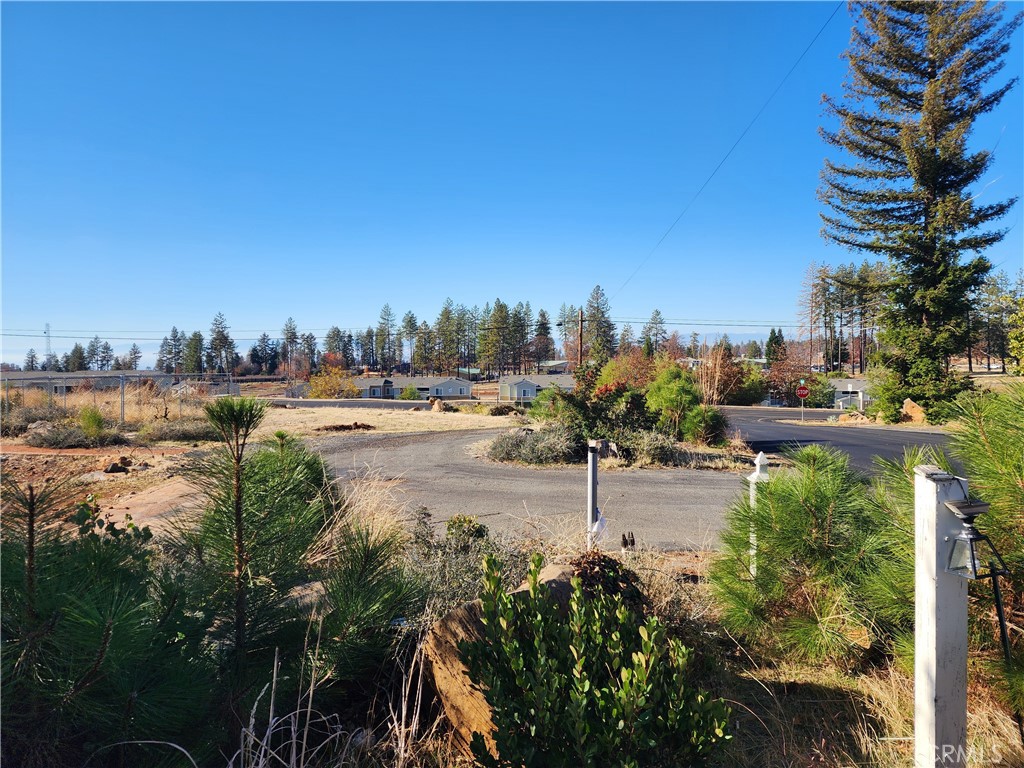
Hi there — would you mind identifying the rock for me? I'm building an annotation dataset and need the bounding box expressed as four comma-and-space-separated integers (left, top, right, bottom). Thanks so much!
901, 398, 927, 424
103, 462, 129, 474
411, 406, 422, 412
838, 411, 870, 424
423, 564, 574, 759
26, 421, 55, 439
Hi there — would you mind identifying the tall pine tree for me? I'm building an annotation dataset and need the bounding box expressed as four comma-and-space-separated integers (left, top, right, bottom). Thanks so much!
819, 1, 1020, 418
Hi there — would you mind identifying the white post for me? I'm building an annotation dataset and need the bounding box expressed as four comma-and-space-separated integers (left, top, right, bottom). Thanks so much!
746, 451, 769, 578
586, 440, 600, 550
914, 465, 969, 768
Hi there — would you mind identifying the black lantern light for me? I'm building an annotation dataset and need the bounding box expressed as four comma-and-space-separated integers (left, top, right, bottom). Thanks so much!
943, 498, 1009, 580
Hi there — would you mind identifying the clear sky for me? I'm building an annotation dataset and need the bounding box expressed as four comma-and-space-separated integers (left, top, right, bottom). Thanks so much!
3, 1, 1022, 367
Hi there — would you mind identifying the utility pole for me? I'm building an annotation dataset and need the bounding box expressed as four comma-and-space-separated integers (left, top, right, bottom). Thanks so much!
577, 308, 584, 369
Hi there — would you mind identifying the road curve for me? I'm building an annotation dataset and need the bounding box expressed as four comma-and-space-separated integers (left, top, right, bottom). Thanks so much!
313, 428, 744, 551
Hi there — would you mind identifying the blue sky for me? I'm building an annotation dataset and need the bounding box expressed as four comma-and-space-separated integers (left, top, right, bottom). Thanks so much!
3, 1, 1022, 367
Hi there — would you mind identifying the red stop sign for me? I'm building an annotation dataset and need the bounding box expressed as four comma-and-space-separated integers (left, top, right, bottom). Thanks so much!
796, 385, 810, 399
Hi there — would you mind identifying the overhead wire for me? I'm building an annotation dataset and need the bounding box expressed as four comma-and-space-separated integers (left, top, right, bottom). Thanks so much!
609, 1, 845, 303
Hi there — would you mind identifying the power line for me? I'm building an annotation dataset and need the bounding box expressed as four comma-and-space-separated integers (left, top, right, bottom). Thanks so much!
610, 1, 845, 302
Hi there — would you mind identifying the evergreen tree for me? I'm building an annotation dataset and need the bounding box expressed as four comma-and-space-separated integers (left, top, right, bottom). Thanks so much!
641, 309, 667, 351
765, 328, 786, 367
414, 322, 434, 374
376, 304, 397, 372
618, 323, 636, 354
323, 327, 343, 356
434, 299, 459, 375
169, 327, 185, 372
183, 332, 205, 374
209, 314, 236, 374
533, 309, 557, 367
249, 333, 278, 374
63, 343, 88, 372
125, 344, 143, 370
584, 285, 616, 365
341, 331, 355, 369
299, 332, 318, 372
401, 312, 418, 371
85, 336, 102, 370
156, 336, 173, 373
24, 349, 38, 371
820, 1, 1021, 415
280, 318, 299, 374
98, 342, 114, 371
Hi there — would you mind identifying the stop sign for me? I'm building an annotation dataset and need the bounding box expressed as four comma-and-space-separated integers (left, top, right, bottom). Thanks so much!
796, 385, 810, 399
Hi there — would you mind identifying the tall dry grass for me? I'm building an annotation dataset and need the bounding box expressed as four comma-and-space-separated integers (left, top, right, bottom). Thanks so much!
8, 380, 205, 426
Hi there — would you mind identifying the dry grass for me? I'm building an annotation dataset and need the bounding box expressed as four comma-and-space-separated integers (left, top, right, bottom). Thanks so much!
7, 382, 206, 426
255, 406, 513, 441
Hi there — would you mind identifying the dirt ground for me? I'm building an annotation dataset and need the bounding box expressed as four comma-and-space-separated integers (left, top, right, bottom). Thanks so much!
1, 406, 516, 535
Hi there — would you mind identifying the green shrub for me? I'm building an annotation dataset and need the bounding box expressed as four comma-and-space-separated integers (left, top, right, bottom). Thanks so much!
1, 404, 70, 437
1, 479, 213, 767
461, 554, 730, 767
646, 366, 700, 438
948, 384, 1024, 705
78, 405, 105, 438
527, 387, 563, 421
138, 417, 219, 443
446, 514, 489, 541
398, 385, 421, 400
625, 429, 679, 467
709, 445, 895, 663
25, 424, 129, 449
726, 364, 768, 406
682, 405, 727, 445
489, 402, 521, 416
488, 425, 578, 465
407, 510, 531, 619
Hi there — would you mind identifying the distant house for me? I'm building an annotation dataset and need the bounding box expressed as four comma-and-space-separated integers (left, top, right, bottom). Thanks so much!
537, 360, 570, 374
832, 378, 870, 410
353, 377, 395, 399
387, 376, 472, 400
499, 378, 539, 402
497, 374, 575, 401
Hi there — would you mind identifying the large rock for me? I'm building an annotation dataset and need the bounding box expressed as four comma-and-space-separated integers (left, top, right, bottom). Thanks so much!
901, 398, 927, 424
422, 563, 574, 758
838, 411, 870, 424
25, 421, 55, 439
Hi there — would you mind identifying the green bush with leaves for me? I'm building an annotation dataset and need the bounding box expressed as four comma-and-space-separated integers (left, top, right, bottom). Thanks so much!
646, 365, 700, 438
78, 405, 106, 438
461, 553, 730, 768
398, 385, 421, 400
406, 511, 530, 620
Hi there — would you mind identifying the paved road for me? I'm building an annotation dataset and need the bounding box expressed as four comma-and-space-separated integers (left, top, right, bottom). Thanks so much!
306, 404, 951, 551
314, 429, 742, 550
722, 406, 950, 473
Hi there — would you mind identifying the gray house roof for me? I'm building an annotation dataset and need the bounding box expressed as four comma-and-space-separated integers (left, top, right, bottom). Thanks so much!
530, 374, 575, 391
389, 376, 472, 390
352, 377, 392, 389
